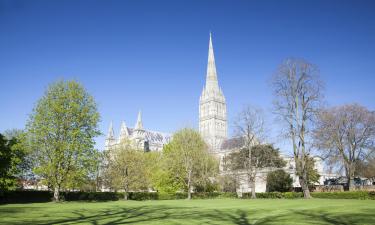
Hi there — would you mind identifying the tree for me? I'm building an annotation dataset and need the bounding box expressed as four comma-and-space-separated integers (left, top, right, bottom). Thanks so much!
3, 130, 33, 184
314, 104, 375, 190
304, 156, 321, 188
271, 58, 324, 198
266, 170, 293, 192
356, 156, 375, 182
105, 143, 148, 200
218, 173, 238, 192
162, 128, 217, 199
27, 80, 100, 201
230, 106, 267, 199
226, 144, 286, 198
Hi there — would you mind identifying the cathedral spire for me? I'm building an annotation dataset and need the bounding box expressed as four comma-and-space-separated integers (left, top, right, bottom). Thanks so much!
119, 121, 129, 140
206, 32, 219, 91
134, 110, 143, 130
107, 121, 115, 139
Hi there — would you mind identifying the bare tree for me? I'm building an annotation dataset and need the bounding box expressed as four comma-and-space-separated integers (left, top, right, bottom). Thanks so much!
314, 104, 375, 190
232, 106, 265, 198
271, 58, 324, 198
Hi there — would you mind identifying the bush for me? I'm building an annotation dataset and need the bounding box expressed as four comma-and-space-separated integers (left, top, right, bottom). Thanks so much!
266, 170, 293, 192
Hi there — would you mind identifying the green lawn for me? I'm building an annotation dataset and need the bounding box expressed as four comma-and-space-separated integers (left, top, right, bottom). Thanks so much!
0, 199, 374, 225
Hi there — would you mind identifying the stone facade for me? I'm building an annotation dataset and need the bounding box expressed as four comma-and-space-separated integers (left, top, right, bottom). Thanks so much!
105, 111, 171, 152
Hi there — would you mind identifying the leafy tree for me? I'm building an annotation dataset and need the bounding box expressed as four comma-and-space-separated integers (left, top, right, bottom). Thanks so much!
162, 128, 218, 199
3, 130, 33, 183
105, 142, 148, 200
226, 144, 286, 198
27, 80, 100, 201
305, 156, 320, 188
0, 132, 29, 192
266, 169, 293, 192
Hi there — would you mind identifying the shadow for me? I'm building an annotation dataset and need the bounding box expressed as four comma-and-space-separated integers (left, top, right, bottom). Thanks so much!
1, 200, 375, 225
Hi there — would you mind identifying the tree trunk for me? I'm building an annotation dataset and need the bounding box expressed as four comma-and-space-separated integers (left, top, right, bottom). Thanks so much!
348, 178, 355, 191
187, 170, 192, 200
124, 191, 128, 200
299, 175, 311, 199
251, 178, 256, 199
347, 165, 355, 191
53, 186, 60, 202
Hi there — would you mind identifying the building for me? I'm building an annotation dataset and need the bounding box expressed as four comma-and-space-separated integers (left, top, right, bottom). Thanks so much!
105, 33, 333, 193
199, 33, 228, 153
105, 111, 171, 152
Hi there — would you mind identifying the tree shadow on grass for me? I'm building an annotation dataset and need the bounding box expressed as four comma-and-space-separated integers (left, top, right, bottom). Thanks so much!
3, 204, 258, 225
2, 203, 375, 225
253, 208, 375, 225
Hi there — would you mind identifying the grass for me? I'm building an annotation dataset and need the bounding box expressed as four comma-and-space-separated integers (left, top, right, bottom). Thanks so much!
0, 199, 374, 225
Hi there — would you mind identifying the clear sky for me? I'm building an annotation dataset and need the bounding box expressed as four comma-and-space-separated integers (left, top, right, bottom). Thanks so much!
1, 0, 374, 153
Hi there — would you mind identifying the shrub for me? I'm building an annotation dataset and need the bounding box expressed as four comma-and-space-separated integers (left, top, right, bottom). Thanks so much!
266, 170, 293, 192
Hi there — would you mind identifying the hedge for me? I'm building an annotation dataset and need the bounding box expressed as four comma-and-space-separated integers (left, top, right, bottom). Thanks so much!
2, 190, 375, 204
240, 191, 375, 200
242, 192, 303, 199
0, 191, 236, 203
311, 191, 375, 200
0, 190, 53, 204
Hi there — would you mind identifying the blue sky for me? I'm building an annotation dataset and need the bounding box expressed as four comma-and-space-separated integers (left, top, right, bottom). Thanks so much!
1, 0, 374, 153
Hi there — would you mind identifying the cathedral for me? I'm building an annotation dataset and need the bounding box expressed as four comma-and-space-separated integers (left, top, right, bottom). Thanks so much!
104, 34, 330, 192
199, 33, 228, 153
104, 33, 228, 154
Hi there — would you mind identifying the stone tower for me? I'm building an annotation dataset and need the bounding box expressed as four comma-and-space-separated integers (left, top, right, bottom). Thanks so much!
199, 33, 227, 152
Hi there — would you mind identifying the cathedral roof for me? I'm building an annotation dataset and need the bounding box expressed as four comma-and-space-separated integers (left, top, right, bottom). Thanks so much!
220, 136, 245, 150
127, 127, 171, 145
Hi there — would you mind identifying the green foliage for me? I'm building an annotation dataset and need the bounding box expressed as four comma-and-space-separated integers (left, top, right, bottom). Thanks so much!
0, 132, 29, 192
26, 80, 101, 200
2, 190, 375, 204
160, 128, 218, 198
311, 191, 375, 200
226, 144, 285, 172
305, 157, 321, 187
266, 169, 293, 192
105, 144, 149, 198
